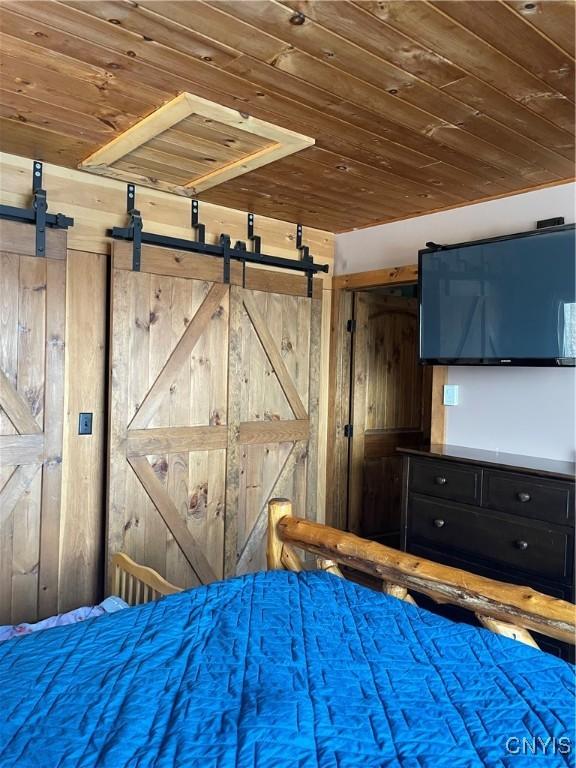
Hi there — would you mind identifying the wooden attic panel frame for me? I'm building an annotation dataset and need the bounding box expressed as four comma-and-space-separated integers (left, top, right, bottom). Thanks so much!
79, 92, 315, 195
267, 501, 576, 645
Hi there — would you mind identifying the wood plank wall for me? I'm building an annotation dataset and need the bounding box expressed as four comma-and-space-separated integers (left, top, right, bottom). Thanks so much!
0, 150, 334, 612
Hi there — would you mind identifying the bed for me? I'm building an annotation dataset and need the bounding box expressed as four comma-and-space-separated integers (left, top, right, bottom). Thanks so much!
0, 500, 574, 767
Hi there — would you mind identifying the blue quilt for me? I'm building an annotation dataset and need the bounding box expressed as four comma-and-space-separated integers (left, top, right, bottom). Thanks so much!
0, 571, 573, 767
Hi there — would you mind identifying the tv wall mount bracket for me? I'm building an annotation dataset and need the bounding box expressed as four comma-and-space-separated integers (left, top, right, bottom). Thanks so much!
109, 183, 328, 298
0, 160, 74, 257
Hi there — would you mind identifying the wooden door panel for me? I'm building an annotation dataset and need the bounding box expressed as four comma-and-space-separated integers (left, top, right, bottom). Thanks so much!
229, 285, 316, 575
239, 290, 311, 422
237, 441, 293, 573
109, 243, 321, 587
364, 302, 422, 431
109, 246, 229, 588
350, 291, 431, 541
0, 237, 66, 624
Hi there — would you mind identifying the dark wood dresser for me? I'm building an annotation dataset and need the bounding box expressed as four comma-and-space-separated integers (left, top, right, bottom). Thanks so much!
399, 445, 575, 660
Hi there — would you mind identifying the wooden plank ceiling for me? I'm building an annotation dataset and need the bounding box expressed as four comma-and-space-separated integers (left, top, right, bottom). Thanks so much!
0, 0, 574, 233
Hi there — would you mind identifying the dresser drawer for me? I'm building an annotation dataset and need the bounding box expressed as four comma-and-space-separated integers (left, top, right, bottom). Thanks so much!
408, 496, 570, 580
483, 470, 573, 525
409, 459, 480, 505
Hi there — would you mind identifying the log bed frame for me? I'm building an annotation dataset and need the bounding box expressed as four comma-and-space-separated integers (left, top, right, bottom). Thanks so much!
111, 498, 575, 649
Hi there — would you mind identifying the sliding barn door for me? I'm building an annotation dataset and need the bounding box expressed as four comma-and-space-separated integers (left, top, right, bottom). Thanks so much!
229, 285, 320, 575
108, 243, 320, 588
0, 221, 66, 623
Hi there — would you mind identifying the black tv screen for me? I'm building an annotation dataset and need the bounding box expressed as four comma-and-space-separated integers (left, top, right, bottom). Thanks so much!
419, 225, 576, 366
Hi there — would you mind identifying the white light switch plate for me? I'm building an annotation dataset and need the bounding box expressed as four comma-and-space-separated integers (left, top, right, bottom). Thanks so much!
443, 384, 459, 406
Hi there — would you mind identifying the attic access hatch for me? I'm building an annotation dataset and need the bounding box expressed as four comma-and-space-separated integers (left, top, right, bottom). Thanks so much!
79, 93, 315, 196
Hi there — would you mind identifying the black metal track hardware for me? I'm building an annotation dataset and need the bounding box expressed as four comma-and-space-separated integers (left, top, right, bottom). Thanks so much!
108, 184, 329, 290
32, 161, 47, 257
296, 222, 317, 297
220, 234, 232, 284
296, 223, 303, 250
0, 160, 74, 257
125, 183, 143, 271
192, 199, 205, 243
247, 213, 261, 254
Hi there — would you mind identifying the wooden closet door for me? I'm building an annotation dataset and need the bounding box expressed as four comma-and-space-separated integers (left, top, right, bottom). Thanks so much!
108, 243, 229, 590
228, 284, 321, 576
108, 242, 321, 587
0, 221, 66, 623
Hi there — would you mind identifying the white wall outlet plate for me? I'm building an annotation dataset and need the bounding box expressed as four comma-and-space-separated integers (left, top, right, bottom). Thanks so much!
443, 384, 460, 406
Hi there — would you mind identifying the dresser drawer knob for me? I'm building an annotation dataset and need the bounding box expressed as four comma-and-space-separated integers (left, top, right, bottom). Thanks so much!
434, 476, 447, 486
433, 518, 445, 528
517, 492, 531, 503
515, 540, 529, 551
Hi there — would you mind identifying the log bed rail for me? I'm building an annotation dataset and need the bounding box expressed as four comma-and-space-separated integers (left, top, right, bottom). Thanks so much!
267, 498, 576, 648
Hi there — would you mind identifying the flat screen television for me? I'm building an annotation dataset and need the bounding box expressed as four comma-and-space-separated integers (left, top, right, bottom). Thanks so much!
419, 224, 576, 366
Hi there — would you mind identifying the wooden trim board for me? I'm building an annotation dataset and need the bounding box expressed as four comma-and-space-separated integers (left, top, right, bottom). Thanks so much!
332, 265, 418, 291
79, 92, 315, 195
0, 153, 335, 270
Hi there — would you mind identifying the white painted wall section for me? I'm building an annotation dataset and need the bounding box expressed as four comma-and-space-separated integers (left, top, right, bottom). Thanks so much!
335, 183, 576, 461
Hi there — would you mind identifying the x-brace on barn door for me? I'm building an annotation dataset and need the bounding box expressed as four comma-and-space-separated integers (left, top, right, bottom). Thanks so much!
108, 241, 321, 589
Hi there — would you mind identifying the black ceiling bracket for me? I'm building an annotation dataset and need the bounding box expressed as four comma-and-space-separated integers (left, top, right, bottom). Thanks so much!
32, 161, 47, 258
192, 199, 206, 243
126, 183, 135, 213
296, 223, 303, 250
247, 213, 261, 254
234, 239, 247, 287
0, 160, 74, 256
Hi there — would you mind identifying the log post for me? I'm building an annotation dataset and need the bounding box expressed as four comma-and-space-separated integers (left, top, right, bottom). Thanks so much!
383, 582, 417, 606
477, 615, 540, 649
281, 544, 304, 572
267, 498, 292, 570
317, 557, 345, 578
